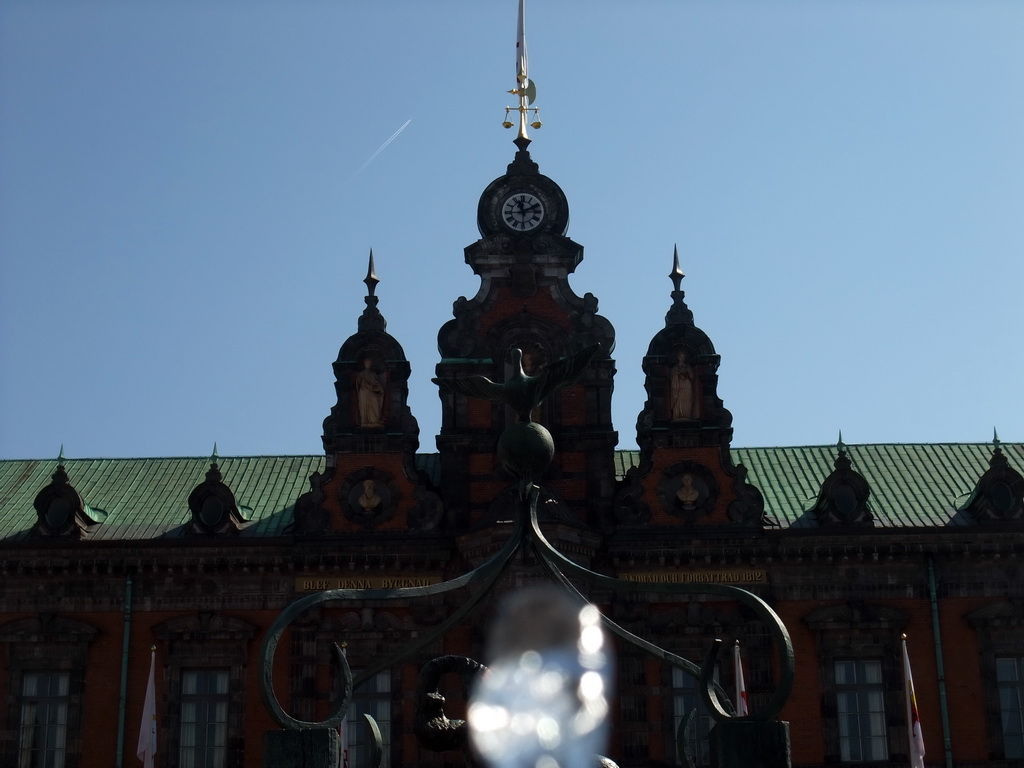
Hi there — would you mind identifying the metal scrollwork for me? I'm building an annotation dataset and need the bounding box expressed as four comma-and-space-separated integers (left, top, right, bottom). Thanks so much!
261, 348, 795, 758
260, 480, 794, 731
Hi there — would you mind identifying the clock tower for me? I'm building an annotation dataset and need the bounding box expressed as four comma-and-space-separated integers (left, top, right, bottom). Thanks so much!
435, 137, 618, 532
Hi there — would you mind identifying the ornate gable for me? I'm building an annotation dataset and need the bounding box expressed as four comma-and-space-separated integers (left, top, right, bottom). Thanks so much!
297, 253, 439, 536
615, 249, 764, 529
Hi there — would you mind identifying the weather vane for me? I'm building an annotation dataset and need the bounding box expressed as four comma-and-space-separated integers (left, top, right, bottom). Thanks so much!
502, 0, 542, 139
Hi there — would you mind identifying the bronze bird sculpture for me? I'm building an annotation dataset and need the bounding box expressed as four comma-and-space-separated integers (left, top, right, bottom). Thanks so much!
433, 344, 600, 424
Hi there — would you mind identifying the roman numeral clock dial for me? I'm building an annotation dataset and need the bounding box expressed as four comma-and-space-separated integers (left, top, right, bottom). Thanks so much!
501, 192, 545, 231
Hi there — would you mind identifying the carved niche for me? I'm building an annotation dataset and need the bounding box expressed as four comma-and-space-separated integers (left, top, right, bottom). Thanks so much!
338, 468, 400, 528
657, 462, 719, 523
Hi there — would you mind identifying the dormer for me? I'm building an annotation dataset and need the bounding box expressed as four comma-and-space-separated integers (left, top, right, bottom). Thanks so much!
187, 448, 246, 535
32, 451, 105, 538
807, 438, 873, 527
960, 433, 1024, 523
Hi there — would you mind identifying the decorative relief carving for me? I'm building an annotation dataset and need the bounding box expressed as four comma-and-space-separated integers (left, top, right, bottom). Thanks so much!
613, 466, 650, 525
803, 600, 907, 631
408, 487, 444, 531
292, 471, 328, 535
727, 463, 769, 528
438, 296, 484, 358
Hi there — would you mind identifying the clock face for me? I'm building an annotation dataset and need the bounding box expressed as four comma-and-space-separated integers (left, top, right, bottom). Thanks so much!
501, 192, 545, 232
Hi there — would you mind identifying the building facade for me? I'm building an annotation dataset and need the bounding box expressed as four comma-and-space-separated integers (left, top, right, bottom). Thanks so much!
2, 133, 1023, 768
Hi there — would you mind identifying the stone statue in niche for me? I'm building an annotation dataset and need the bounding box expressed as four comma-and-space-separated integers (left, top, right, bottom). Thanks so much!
676, 473, 700, 507
668, 350, 698, 421
357, 478, 382, 514
659, 463, 717, 521
674, 472, 708, 513
340, 471, 396, 528
355, 357, 385, 427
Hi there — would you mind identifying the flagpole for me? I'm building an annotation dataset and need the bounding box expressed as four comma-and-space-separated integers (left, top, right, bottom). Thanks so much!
340, 642, 349, 768
902, 634, 926, 768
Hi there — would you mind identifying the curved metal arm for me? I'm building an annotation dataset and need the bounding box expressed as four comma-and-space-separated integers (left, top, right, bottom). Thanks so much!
261, 477, 793, 731
524, 488, 794, 722
675, 709, 698, 768
699, 639, 737, 722
259, 508, 526, 730
364, 714, 383, 768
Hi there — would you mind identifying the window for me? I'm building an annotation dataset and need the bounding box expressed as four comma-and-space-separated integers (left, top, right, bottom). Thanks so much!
671, 667, 712, 767
179, 669, 230, 768
835, 660, 888, 762
618, 654, 649, 760
966, 600, 1024, 759
348, 671, 392, 768
17, 671, 70, 768
153, 613, 256, 768
997, 657, 1024, 759
1, 616, 96, 768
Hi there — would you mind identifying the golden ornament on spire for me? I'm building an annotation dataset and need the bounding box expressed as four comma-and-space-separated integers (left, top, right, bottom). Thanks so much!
503, 0, 541, 140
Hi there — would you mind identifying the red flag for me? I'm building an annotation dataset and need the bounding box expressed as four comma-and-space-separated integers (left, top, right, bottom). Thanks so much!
902, 635, 925, 768
734, 640, 748, 717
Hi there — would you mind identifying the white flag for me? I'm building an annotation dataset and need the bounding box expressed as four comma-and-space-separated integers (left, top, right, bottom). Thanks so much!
734, 640, 748, 717
516, 0, 528, 90
137, 648, 157, 768
902, 635, 925, 768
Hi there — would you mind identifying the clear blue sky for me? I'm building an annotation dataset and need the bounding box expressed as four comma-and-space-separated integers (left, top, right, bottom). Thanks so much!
1, 1, 1022, 460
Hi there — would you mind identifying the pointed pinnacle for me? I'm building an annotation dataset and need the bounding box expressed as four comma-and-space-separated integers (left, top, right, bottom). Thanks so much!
58, 444, 66, 465
669, 245, 685, 293
993, 427, 1001, 448
364, 249, 380, 297
837, 430, 845, 453
211, 442, 219, 463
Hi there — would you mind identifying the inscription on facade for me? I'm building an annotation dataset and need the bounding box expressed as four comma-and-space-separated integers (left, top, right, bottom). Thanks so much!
622, 569, 767, 585
295, 575, 442, 591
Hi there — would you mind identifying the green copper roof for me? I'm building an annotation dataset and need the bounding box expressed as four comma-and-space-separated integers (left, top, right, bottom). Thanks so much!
0, 456, 326, 543
732, 442, 1020, 529
0, 443, 1018, 542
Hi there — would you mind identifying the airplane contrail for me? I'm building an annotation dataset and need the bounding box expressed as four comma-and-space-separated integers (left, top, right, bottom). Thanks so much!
351, 119, 413, 179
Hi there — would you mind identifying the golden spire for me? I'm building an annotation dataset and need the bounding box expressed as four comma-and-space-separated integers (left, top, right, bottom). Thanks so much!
503, 0, 541, 142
